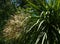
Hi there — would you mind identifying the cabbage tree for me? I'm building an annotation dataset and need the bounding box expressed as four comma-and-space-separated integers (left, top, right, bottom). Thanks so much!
20, 0, 60, 44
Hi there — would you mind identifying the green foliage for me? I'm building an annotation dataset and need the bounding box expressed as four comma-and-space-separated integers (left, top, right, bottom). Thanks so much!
20, 0, 60, 44
0, 0, 17, 44
0, 0, 60, 44
0, 0, 16, 29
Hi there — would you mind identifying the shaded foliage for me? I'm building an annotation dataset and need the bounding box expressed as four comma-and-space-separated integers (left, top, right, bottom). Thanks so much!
0, 0, 17, 44
0, 0, 60, 44
20, 0, 60, 44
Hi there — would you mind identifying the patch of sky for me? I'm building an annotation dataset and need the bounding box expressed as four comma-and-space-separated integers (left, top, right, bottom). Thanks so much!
46, 0, 56, 4
11, 0, 22, 6
46, 0, 49, 3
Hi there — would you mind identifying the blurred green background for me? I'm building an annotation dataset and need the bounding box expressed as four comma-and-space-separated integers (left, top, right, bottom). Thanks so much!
0, 0, 60, 44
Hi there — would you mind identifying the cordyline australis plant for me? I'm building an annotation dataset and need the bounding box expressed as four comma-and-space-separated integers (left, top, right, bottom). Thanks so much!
20, 0, 60, 44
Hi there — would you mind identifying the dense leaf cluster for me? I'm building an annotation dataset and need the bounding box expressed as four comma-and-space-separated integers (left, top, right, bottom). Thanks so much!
20, 0, 60, 44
